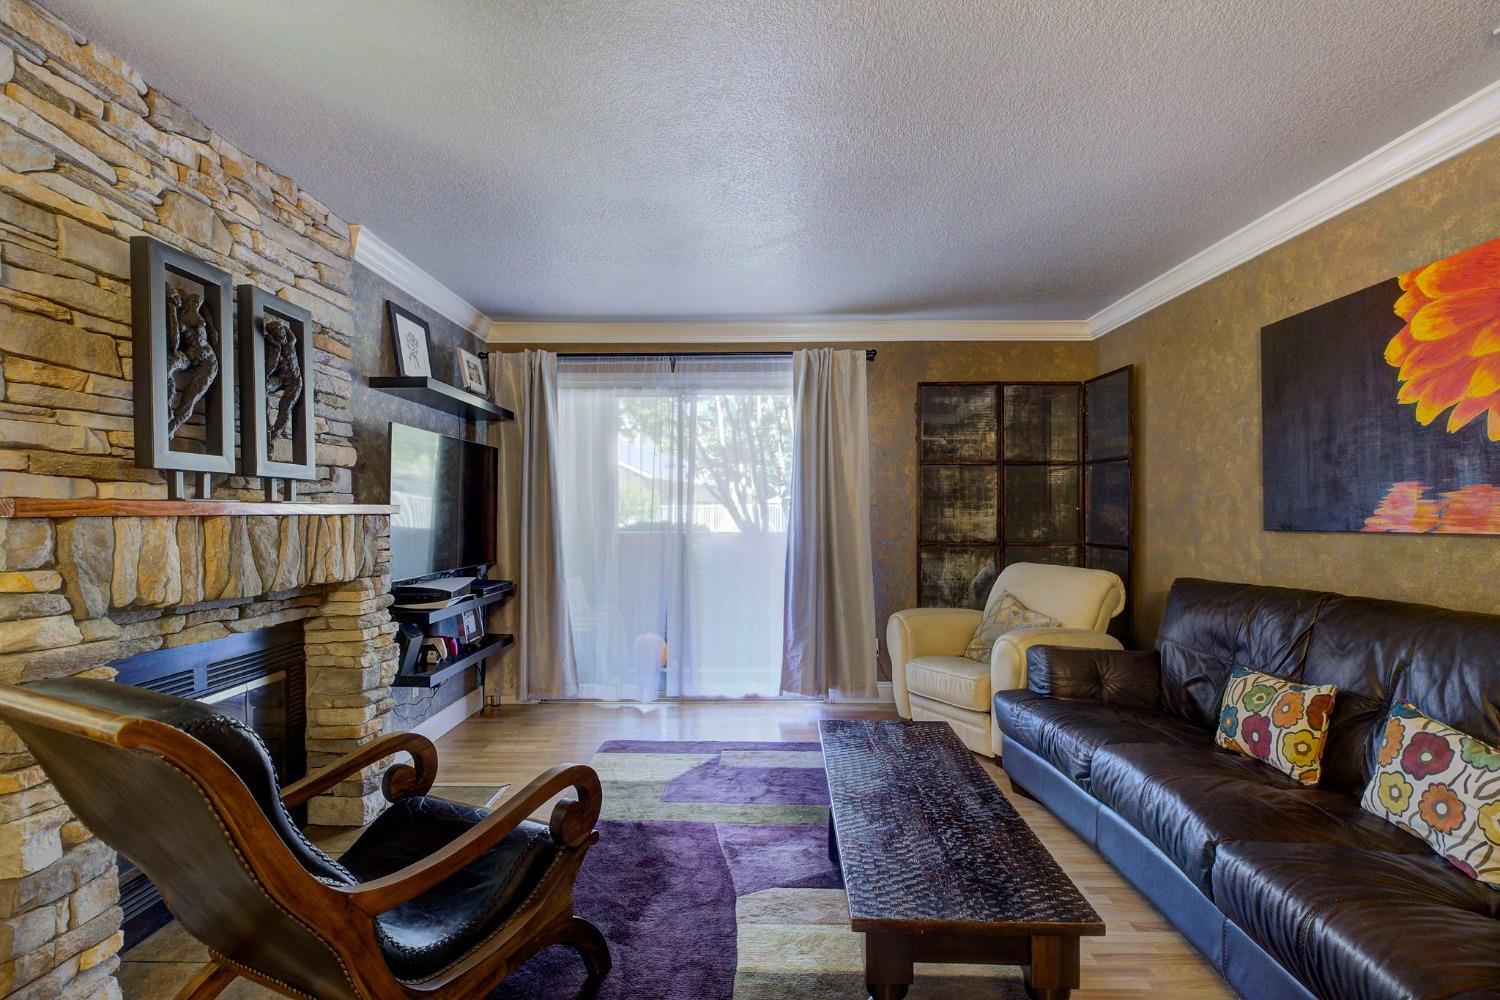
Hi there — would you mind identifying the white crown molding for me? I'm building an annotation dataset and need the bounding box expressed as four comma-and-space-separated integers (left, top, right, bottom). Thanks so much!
485, 319, 1093, 345
1089, 76, 1500, 338
363, 76, 1500, 345
350, 225, 489, 335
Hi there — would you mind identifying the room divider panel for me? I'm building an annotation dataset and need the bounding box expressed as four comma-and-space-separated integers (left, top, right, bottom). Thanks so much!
916, 366, 1133, 636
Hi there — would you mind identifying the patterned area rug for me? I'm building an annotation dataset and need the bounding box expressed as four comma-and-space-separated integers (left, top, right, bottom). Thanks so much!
493, 740, 1024, 999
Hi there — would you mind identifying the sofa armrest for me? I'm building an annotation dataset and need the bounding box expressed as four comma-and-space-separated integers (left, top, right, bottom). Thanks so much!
886, 607, 981, 717
990, 626, 1123, 695
1025, 646, 1160, 710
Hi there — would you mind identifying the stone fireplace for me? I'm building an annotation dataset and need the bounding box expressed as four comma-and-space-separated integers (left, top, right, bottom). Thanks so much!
0, 501, 396, 1000
111, 620, 307, 947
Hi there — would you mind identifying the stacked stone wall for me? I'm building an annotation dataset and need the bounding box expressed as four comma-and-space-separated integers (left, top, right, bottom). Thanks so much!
0, 2, 399, 996
0, 0, 358, 504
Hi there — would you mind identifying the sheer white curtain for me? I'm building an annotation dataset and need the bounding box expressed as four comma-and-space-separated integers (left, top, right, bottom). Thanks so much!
555, 355, 793, 701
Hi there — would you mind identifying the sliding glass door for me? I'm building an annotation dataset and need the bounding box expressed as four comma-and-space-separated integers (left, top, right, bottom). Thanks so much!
555, 356, 793, 700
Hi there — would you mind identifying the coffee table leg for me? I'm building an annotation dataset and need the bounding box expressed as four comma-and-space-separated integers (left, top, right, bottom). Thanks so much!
1024, 934, 1079, 1000
863, 931, 912, 1000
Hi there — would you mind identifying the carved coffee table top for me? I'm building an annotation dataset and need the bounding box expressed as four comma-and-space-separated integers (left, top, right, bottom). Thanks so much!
820, 719, 1104, 937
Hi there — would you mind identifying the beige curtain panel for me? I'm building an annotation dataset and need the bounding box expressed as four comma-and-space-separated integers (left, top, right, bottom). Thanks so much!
492, 349, 578, 701
780, 348, 878, 699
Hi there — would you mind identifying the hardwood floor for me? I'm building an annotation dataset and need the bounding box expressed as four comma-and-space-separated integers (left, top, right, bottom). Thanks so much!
436, 700, 1237, 1000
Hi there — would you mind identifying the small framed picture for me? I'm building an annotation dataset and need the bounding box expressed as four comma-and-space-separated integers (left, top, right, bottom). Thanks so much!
387, 302, 432, 377
458, 348, 488, 398
458, 608, 481, 644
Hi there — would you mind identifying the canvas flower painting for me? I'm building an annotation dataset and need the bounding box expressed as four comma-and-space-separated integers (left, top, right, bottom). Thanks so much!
1261, 236, 1500, 535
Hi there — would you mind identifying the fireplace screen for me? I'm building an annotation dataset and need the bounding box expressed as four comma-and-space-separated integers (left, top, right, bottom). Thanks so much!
111, 623, 306, 947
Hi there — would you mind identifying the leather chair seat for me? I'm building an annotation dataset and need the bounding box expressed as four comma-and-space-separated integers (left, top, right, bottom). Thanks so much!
993, 689, 1205, 790
906, 655, 992, 712
1212, 841, 1500, 1000
339, 796, 558, 980
1089, 742, 1429, 895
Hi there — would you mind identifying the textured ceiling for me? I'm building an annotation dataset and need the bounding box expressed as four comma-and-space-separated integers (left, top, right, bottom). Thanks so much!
41, 0, 1500, 321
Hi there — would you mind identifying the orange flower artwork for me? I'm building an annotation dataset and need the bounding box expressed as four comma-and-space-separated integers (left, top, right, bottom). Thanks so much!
1263, 234, 1500, 535
1384, 237, 1500, 441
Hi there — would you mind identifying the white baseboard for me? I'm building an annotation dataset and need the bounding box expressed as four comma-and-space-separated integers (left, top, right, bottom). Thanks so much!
410, 689, 484, 742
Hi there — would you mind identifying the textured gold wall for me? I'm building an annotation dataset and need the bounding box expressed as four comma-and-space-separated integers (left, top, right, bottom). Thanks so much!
491, 340, 1096, 679
1097, 134, 1500, 644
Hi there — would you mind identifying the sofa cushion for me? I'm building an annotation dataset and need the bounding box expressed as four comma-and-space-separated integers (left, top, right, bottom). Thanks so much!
1156, 579, 1328, 731
1090, 742, 1428, 894
1361, 700, 1500, 888
1214, 666, 1337, 786
907, 655, 991, 712
993, 690, 1206, 791
1212, 841, 1500, 1000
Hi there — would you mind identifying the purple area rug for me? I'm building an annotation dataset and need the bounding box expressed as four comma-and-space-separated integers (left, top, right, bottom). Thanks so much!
491, 819, 737, 999
662, 764, 830, 805
490, 740, 836, 1000
490, 739, 1024, 1000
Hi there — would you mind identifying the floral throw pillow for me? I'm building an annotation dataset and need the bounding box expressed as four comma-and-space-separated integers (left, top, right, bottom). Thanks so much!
1215, 667, 1337, 786
962, 591, 1059, 662
1361, 701, 1500, 888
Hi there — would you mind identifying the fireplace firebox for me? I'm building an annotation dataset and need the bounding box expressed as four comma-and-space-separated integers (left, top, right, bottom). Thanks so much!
111, 623, 307, 947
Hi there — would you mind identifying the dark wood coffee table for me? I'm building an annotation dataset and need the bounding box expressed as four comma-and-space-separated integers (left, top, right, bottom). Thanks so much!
819, 719, 1104, 1000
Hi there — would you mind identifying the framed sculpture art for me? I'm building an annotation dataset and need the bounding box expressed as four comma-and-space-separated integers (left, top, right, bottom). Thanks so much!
1262, 236, 1500, 534
238, 284, 315, 496
130, 236, 235, 499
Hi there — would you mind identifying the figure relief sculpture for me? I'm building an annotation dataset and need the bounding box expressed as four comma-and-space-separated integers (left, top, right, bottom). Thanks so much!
163, 284, 220, 436
261, 316, 304, 440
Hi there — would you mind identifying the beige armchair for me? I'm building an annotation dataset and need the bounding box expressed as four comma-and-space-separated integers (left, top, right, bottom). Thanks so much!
888, 563, 1126, 756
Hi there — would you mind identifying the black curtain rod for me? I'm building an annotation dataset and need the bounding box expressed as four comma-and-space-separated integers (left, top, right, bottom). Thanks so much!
552, 349, 877, 362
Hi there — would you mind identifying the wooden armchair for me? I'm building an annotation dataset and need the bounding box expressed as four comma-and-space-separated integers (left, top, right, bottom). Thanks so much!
0, 678, 610, 999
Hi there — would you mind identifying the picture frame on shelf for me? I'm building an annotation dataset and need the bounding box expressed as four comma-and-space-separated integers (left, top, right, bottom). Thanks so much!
458, 607, 482, 645
387, 301, 432, 377
458, 347, 488, 398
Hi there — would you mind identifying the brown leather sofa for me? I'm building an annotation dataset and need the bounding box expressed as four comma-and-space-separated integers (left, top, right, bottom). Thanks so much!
994, 578, 1500, 1000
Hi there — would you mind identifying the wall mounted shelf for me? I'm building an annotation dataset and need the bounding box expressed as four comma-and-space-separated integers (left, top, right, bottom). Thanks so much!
389, 582, 515, 628
392, 632, 514, 688
368, 376, 515, 421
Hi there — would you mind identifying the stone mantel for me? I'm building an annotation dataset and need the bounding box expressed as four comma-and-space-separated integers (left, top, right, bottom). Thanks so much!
0, 506, 400, 1000
0, 500, 398, 518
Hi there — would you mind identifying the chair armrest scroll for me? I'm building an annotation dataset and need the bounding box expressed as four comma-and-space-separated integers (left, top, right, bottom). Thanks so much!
1026, 646, 1160, 710
343, 763, 602, 916
279, 731, 438, 809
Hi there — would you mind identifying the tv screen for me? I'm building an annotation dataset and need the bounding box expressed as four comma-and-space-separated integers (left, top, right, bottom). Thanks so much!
388, 423, 496, 583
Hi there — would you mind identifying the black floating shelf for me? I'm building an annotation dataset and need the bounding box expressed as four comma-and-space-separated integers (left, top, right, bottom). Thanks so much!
368, 376, 515, 421
392, 633, 514, 688
389, 582, 515, 627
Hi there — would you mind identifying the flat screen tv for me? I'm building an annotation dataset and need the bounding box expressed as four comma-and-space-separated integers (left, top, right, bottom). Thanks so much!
387, 423, 496, 584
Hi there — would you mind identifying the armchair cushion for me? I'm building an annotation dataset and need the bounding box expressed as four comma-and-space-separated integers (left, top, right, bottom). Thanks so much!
907, 656, 992, 712
339, 796, 559, 981
962, 590, 1060, 661
1026, 646, 1161, 710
